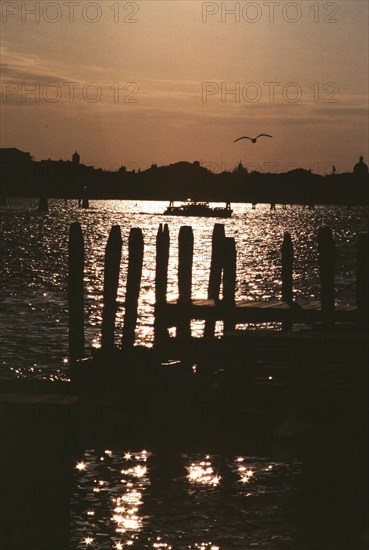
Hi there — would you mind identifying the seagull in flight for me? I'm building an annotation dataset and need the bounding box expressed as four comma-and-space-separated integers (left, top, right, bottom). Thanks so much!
234, 134, 273, 144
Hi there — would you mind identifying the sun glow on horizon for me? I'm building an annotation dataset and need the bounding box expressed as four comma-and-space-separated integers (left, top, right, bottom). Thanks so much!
1, 2, 367, 172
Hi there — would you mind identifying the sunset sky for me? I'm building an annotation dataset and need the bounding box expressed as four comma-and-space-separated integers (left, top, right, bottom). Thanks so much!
1, 0, 368, 173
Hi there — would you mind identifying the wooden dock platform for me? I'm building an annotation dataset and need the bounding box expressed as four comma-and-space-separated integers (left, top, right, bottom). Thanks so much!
65, 221, 368, 400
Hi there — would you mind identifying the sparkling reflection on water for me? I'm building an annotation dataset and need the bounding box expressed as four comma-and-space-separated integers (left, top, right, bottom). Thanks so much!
71, 449, 301, 549
1, 199, 368, 381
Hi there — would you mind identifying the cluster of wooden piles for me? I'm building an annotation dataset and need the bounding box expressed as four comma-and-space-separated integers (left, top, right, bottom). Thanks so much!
68, 222, 368, 405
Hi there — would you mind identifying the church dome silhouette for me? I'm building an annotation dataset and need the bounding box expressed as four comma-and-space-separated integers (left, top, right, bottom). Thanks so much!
72, 151, 80, 165
353, 155, 368, 176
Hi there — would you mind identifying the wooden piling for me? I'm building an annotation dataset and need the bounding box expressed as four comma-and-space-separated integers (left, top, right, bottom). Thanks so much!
204, 224, 225, 338
154, 224, 170, 345
177, 226, 194, 339
223, 237, 236, 334
356, 233, 369, 326
318, 226, 335, 327
68, 222, 85, 361
101, 226, 123, 350
122, 228, 144, 346
282, 232, 294, 330
38, 197, 48, 212
155, 224, 170, 303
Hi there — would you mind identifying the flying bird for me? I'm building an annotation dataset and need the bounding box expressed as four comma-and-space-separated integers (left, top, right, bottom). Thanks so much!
233, 134, 273, 144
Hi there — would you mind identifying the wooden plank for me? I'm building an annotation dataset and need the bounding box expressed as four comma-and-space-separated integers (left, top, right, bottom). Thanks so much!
177, 226, 193, 339
157, 300, 358, 325
193, 299, 216, 307
238, 300, 290, 309
68, 222, 85, 361
101, 225, 123, 350
178, 226, 193, 303
223, 237, 236, 333
204, 224, 225, 338
155, 224, 170, 303
122, 228, 144, 346
298, 301, 322, 310
335, 304, 357, 311
154, 223, 170, 345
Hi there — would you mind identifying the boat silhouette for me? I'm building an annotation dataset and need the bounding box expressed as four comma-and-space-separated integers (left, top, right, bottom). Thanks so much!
164, 200, 232, 218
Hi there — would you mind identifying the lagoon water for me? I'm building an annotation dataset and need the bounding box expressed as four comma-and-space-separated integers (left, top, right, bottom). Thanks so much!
71, 450, 302, 550
1, 199, 367, 381
1, 199, 368, 548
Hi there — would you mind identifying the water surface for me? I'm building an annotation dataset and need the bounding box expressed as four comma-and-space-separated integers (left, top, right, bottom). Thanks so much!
1, 199, 367, 381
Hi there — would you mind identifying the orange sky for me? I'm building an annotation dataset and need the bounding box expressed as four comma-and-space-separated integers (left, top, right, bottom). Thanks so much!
1, 0, 368, 173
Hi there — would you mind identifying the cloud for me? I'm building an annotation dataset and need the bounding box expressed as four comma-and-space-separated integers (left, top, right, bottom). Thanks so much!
0, 63, 66, 84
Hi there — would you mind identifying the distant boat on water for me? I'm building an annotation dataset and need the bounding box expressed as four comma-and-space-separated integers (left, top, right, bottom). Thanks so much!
164, 200, 232, 218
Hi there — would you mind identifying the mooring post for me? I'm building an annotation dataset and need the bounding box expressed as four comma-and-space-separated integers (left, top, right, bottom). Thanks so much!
154, 223, 170, 345
282, 232, 294, 330
122, 228, 144, 346
68, 222, 85, 362
38, 196, 48, 212
318, 226, 335, 328
204, 224, 225, 338
177, 226, 193, 339
101, 225, 123, 350
223, 237, 236, 335
356, 233, 369, 327
81, 186, 89, 209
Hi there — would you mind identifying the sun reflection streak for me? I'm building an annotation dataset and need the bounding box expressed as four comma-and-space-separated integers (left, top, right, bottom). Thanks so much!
239, 467, 254, 483
187, 457, 221, 486
110, 451, 150, 545
121, 465, 147, 478
69, 435, 304, 547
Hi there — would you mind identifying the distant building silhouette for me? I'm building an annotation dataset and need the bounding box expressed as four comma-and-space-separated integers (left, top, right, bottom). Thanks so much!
0, 148, 32, 163
353, 155, 368, 177
72, 151, 80, 165
235, 161, 248, 176
0, 148, 33, 195
1, 147, 368, 204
